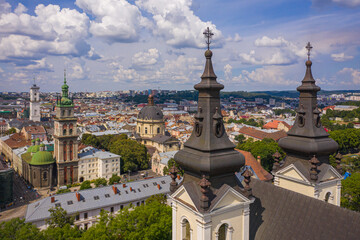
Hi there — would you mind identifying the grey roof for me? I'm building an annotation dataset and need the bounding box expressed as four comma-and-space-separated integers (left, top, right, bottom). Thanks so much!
78, 147, 120, 160
159, 151, 178, 165
150, 134, 179, 144
249, 178, 360, 240
137, 105, 163, 120
25, 175, 182, 223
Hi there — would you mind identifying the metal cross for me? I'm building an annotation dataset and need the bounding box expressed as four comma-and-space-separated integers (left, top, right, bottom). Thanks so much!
203, 27, 214, 50
306, 42, 313, 61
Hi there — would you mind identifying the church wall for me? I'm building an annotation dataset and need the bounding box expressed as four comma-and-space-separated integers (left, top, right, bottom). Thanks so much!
175, 200, 199, 240
315, 180, 341, 206
277, 177, 314, 197
211, 208, 245, 240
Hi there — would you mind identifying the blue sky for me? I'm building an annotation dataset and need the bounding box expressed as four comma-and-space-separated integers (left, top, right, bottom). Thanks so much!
0, 0, 359, 92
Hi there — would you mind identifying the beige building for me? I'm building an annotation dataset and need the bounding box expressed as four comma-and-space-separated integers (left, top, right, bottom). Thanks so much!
151, 150, 177, 175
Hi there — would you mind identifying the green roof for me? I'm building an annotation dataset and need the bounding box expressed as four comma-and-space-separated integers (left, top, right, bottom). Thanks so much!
22, 152, 32, 163
27, 145, 40, 153
30, 151, 54, 165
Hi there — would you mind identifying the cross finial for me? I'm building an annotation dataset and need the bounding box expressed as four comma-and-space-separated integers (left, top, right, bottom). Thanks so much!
203, 27, 214, 50
306, 42, 313, 61
33, 77, 35, 85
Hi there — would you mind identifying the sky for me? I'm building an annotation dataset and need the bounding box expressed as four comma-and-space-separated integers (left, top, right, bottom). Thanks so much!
0, 0, 359, 92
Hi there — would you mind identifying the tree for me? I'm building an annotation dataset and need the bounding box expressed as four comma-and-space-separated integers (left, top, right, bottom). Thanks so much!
46, 206, 74, 228
237, 138, 285, 172
80, 180, 92, 190
329, 129, 360, 154
341, 172, 360, 212
0, 218, 42, 240
42, 223, 82, 240
56, 188, 71, 194
163, 158, 184, 176
81, 194, 172, 240
94, 178, 107, 187
109, 138, 149, 173
235, 134, 246, 144
108, 174, 121, 185
4, 127, 16, 135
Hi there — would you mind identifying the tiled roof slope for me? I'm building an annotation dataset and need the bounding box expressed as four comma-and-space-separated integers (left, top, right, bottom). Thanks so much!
239, 126, 287, 141
235, 149, 273, 182
250, 178, 360, 240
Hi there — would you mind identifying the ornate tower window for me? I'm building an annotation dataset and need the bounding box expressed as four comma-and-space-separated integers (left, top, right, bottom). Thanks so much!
157, 127, 160, 134
63, 124, 67, 135
69, 141, 73, 161
63, 141, 67, 162
69, 123, 73, 135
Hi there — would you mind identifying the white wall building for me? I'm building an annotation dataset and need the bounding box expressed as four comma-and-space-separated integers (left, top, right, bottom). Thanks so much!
30, 84, 41, 122
78, 147, 121, 182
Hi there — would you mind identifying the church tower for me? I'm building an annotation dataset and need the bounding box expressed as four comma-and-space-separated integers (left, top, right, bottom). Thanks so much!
170, 28, 251, 240
275, 43, 342, 205
53, 70, 79, 186
30, 82, 41, 122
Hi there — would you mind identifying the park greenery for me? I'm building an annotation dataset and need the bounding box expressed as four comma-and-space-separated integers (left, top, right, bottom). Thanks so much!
81, 133, 149, 173
227, 118, 264, 127
329, 128, 360, 154
163, 158, 184, 176
321, 108, 359, 131
273, 108, 296, 116
236, 138, 285, 172
0, 194, 171, 240
341, 172, 360, 212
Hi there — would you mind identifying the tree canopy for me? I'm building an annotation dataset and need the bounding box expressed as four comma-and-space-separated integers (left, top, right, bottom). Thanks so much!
93, 178, 107, 187
329, 128, 360, 154
163, 158, 184, 176
108, 174, 121, 185
236, 138, 285, 172
80, 180, 92, 190
341, 172, 360, 212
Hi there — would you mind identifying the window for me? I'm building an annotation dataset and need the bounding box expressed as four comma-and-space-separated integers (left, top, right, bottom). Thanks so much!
67, 201, 73, 205
84, 212, 88, 219
69, 129, 73, 135
138, 127, 140, 132
110, 207, 114, 213
137, 202, 140, 207
94, 196, 99, 200
125, 190, 128, 194
84, 223, 88, 230
325, 192, 331, 202
120, 205, 123, 210
182, 219, 191, 240
138, 188, 141, 192
153, 182, 157, 186
141, 200, 145, 205
157, 127, 160, 133
218, 224, 229, 240
145, 127, 148, 134
105, 194, 110, 198
55, 203, 61, 207
161, 180, 166, 184
75, 214, 79, 221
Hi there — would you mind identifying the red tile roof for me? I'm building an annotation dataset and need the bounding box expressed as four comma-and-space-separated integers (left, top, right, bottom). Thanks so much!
239, 126, 287, 141
263, 120, 291, 130
236, 149, 273, 182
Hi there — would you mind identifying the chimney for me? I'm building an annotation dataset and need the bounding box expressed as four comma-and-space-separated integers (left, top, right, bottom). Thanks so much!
51, 196, 55, 203
177, 175, 180, 180
130, 187, 132, 192
112, 185, 118, 194
76, 192, 81, 201
123, 183, 126, 188
157, 184, 161, 190
257, 156, 261, 164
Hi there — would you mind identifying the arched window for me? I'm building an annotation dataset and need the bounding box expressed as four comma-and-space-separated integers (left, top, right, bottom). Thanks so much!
181, 218, 191, 240
218, 224, 228, 240
69, 123, 73, 135
63, 141, 67, 161
68, 110, 71, 116
157, 127, 160, 134
69, 141, 73, 161
325, 192, 331, 202
62, 110, 65, 116
145, 127, 148, 134
138, 127, 140, 132
43, 171, 47, 180
63, 124, 67, 135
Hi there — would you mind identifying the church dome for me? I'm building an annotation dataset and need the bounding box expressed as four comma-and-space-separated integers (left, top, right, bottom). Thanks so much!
27, 145, 40, 153
30, 151, 55, 165
137, 95, 163, 121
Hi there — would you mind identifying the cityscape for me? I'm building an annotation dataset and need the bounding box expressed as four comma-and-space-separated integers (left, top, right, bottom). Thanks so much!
1, 0, 360, 240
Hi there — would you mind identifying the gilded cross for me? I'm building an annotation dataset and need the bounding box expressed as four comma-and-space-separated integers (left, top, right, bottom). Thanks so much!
203, 27, 214, 50
306, 42, 313, 61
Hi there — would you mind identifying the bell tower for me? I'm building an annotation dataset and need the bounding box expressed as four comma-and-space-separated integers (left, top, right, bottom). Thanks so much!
53, 70, 79, 186
30, 80, 41, 122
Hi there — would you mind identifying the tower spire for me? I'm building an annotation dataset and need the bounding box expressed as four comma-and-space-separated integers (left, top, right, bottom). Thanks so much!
174, 27, 244, 190
64, 69, 67, 84
278, 43, 338, 160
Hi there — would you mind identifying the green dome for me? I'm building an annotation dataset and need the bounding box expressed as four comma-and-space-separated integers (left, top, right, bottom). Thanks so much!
61, 97, 73, 106
27, 145, 40, 153
31, 139, 35, 143
30, 151, 54, 165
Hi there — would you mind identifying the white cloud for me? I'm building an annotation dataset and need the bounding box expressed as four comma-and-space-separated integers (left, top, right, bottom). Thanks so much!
224, 64, 232, 80
14, 3, 27, 15
135, 0, 223, 48
0, 3, 91, 62
70, 64, 89, 79
0, 0, 11, 14
238, 49, 298, 65
231, 66, 296, 86
132, 48, 159, 68
338, 68, 360, 84
226, 33, 242, 42
255, 36, 288, 47
113, 65, 141, 82
331, 52, 354, 62
18, 58, 54, 71
75, 0, 150, 43
313, 0, 360, 7
0, 67, 4, 72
